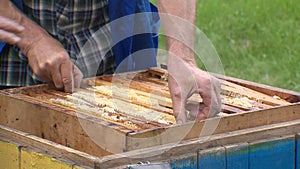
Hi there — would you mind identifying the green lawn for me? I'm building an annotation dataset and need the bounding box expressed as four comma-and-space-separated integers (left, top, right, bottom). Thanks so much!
153, 0, 300, 91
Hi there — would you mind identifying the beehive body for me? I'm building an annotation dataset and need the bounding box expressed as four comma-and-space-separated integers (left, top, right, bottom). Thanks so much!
0, 68, 300, 167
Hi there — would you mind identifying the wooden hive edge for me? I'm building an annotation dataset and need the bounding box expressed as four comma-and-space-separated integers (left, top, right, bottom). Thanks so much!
125, 103, 300, 151
213, 73, 300, 103
0, 91, 130, 157
99, 118, 300, 168
0, 124, 98, 168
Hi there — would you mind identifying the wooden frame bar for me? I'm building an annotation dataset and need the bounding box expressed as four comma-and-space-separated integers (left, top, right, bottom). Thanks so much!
2, 118, 300, 168
1, 68, 300, 164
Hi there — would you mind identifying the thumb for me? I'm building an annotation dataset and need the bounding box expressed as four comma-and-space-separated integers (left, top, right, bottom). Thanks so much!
172, 93, 187, 124
168, 74, 188, 124
60, 61, 74, 93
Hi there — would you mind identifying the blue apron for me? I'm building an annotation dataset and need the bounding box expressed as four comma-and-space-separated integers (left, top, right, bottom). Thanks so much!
109, 0, 159, 73
1, 0, 159, 73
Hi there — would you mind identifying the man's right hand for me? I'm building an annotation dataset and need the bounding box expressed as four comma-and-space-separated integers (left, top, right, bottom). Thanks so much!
167, 42, 221, 124
24, 33, 83, 93
0, 1, 24, 44
0, 0, 82, 92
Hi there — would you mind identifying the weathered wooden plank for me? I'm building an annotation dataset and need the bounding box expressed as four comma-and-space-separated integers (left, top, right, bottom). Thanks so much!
85, 79, 174, 113
127, 103, 300, 151
214, 73, 300, 103
95, 74, 171, 98
20, 148, 74, 169
0, 125, 99, 168
2, 86, 300, 155
199, 147, 226, 169
0, 138, 20, 169
249, 135, 295, 169
296, 133, 300, 169
89, 77, 247, 114
225, 143, 249, 169
0, 136, 89, 169
170, 153, 198, 169
2, 119, 300, 169
92, 77, 172, 106
0, 91, 130, 156
1, 68, 300, 165
148, 67, 168, 77
221, 105, 244, 114
221, 80, 291, 106
98, 119, 300, 168
72, 165, 88, 169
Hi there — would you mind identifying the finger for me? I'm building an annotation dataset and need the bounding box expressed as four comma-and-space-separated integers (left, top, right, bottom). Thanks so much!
170, 85, 187, 124
60, 61, 74, 93
73, 65, 83, 88
212, 77, 222, 108
208, 91, 221, 117
196, 81, 216, 120
186, 103, 198, 117
197, 74, 222, 118
169, 75, 188, 124
197, 106, 210, 120
198, 90, 212, 119
0, 29, 21, 44
0, 16, 24, 33
209, 78, 222, 116
172, 96, 187, 124
186, 102, 205, 118
50, 62, 63, 89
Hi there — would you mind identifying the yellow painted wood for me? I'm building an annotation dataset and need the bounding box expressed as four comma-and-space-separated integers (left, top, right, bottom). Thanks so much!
72, 165, 85, 169
21, 148, 73, 169
0, 139, 20, 169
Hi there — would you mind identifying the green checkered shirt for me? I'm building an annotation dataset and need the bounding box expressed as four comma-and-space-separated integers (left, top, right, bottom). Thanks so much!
0, 0, 116, 86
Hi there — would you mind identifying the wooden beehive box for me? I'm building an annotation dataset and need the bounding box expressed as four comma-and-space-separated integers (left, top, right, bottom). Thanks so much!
0, 68, 300, 159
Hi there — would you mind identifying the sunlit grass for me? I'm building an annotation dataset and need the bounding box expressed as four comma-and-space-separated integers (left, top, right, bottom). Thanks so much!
152, 0, 300, 91
196, 0, 300, 91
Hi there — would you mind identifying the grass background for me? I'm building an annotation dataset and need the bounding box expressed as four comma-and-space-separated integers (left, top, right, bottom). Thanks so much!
152, 0, 300, 92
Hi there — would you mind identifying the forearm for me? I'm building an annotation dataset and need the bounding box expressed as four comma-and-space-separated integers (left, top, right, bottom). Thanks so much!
157, 0, 197, 65
16, 13, 49, 55
0, 0, 50, 55
0, 0, 22, 22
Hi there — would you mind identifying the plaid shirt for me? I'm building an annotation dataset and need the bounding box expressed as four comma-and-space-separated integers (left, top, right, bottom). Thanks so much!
0, 0, 115, 86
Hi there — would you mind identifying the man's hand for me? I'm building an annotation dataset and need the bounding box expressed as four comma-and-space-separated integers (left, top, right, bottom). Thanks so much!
25, 34, 83, 93
0, 0, 24, 44
1, 1, 83, 92
157, 0, 222, 123
168, 42, 221, 124
0, 16, 24, 44
0, 0, 82, 92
